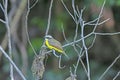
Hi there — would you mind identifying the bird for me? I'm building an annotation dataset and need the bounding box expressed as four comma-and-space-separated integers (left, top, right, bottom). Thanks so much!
45, 35, 69, 58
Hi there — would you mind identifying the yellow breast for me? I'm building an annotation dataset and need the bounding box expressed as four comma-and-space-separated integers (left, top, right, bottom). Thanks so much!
45, 39, 63, 53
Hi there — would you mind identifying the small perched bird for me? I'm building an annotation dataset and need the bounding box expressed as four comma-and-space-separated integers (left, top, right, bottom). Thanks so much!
45, 35, 69, 58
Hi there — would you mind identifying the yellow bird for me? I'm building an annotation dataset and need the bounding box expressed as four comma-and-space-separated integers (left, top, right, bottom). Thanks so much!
45, 35, 69, 58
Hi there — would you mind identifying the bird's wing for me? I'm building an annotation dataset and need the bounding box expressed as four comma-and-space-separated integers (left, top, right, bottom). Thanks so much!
48, 38, 63, 51
48, 38, 69, 59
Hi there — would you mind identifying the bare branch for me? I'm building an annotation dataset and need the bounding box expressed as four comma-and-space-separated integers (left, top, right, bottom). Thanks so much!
87, 34, 96, 50
85, 18, 110, 26
58, 55, 65, 69
73, 20, 79, 43
61, 0, 75, 22
73, 47, 87, 75
30, 0, 38, 9
84, 15, 103, 25
45, 0, 53, 36
113, 70, 120, 80
81, 22, 91, 80
4, 0, 13, 79
70, 4, 85, 76
25, 0, 38, 56
0, 19, 6, 23
61, 24, 69, 43
98, 54, 120, 80
81, 34, 96, 58
0, 3, 4, 12
92, 0, 106, 32
0, 46, 26, 80
72, 0, 79, 24
63, 32, 93, 47
94, 32, 120, 35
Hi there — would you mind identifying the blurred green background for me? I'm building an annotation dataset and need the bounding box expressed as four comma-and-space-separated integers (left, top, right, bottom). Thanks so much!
0, 0, 120, 80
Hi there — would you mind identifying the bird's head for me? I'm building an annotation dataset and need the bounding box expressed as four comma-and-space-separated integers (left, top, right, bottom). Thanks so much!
45, 35, 53, 40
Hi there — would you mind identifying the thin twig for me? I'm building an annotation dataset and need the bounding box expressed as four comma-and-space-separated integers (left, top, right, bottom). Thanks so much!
94, 32, 120, 35
79, 55, 88, 74
0, 3, 4, 12
58, 55, 65, 69
63, 32, 93, 47
62, 22, 120, 47
92, 0, 106, 32
71, 1, 83, 76
0, 18, 6, 23
113, 70, 120, 80
73, 20, 79, 43
81, 34, 96, 58
85, 18, 110, 26
52, 50, 65, 69
67, 0, 90, 79
84, 1, 106, 79
30, 0, 38, 9
98, 54, 120, 80
72, 0, 79, 24
61, 0, 75, 22
74, 47, 87, 75
25, 0, 38, 56
87, 34, 96, 50
77, 6, 91, 79
84, 15, 103, 25
61, 24, 69, 43
4, 0, 13, 79
45, 0, 53, 36
69, 67, 76, 79
0, 46, 26, 80
59, 1, 120, 80
81, 23, 91, 80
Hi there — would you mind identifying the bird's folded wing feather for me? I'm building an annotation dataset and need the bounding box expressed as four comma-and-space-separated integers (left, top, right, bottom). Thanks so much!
48, 39, 63, 51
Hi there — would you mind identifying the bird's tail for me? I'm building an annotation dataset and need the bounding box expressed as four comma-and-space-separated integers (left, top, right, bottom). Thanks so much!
63, 51, 69, 59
